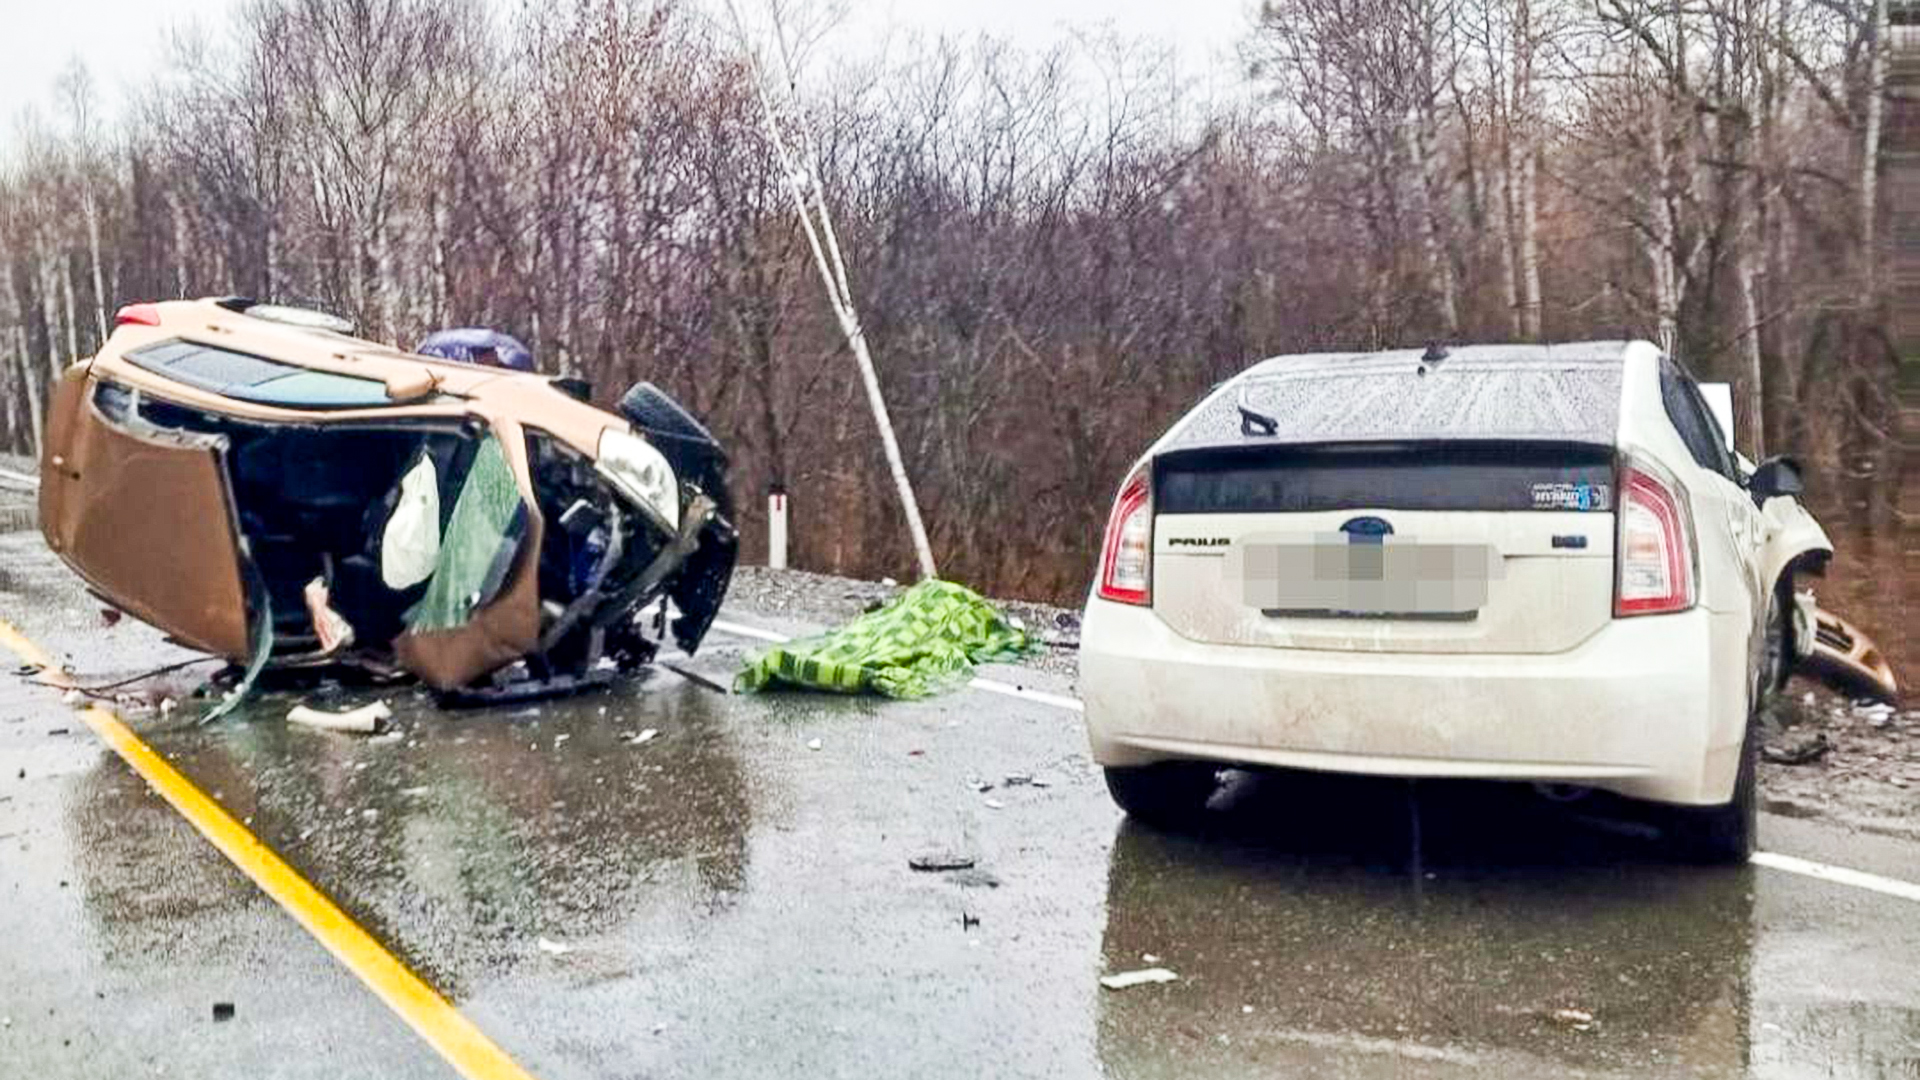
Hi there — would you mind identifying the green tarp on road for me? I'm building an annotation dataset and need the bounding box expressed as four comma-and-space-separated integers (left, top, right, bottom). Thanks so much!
735, 579, 1037, 699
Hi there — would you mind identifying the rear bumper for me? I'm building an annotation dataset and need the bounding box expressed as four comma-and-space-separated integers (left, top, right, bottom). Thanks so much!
1078, 600, 1748, 805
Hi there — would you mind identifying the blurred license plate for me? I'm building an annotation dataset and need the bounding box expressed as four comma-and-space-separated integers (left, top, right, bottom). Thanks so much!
1228, 537, 1500, 616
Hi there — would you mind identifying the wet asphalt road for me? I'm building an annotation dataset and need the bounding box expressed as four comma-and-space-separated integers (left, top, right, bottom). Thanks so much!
3, 527, 1920, 1079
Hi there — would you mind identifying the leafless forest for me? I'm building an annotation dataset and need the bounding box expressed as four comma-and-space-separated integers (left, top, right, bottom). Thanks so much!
0, 0, 1911, 604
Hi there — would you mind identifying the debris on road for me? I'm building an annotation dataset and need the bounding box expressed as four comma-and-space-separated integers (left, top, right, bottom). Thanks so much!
302, 577, 356, 654
1801, 605, 1899, 705
1763, 731, 1832, 765
735, 579, 1036, 699
982, 798, 1005, 810
807, 738, 822, 751
536, 937, 572, 956
908, 852, 976, 872
211, 1002, 235, 1022
1100, 968, 1179, 990
631, 728, 659, 744
286, 701, 392, 734
1550, 1007, 1596, 1031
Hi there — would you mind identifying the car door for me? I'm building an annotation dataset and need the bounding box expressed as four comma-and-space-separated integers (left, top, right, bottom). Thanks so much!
40, 371, 254, 657
1660, 360, 1768, 672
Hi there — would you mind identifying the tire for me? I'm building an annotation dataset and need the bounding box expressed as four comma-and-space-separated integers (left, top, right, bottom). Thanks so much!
1669, 713, 1758, 864
1103, 762, 1221, 828
1760, 579, 1793, 701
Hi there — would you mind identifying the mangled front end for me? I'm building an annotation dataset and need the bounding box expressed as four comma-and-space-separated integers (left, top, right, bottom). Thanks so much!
367, 388, 739, 699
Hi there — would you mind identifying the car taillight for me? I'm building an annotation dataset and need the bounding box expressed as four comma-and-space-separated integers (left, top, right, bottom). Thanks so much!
1098, 467, 1152, 605
114, 303, 161, 327
1615, 461, 1694, 616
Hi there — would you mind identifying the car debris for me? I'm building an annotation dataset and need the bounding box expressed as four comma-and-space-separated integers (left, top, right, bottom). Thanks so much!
1762, 731, 1832, 765
735, 579, 1034, 699
1550, 1007, 1596, 1031
37, 298, 737, 713
286, 701, 391, 734
1100, 967, 1179, 990
1796, 601, 1899, 705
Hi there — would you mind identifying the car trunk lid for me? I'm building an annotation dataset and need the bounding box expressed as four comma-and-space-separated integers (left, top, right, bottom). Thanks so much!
1151, 441, 1617, 655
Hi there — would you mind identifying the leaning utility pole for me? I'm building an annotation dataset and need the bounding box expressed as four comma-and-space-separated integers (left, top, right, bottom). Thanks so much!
725, 0, 939, 582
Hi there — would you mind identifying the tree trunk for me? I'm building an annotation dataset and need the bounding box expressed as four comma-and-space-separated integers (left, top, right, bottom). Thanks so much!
1737, 258, 1766, 455
1405, 109, 1460, 337
60, 254, 80, 363
1511, 0, 1542, 340
1862, 0, 1890, 294
13, 326, 44, 458
39, 254, 63, 380
84, 191, 107, 343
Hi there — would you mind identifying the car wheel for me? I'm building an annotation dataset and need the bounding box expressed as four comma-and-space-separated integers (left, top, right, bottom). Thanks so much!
1103, 762, 1221, 827
1760, 579, 1793, 701
1669, 711, 1759, 864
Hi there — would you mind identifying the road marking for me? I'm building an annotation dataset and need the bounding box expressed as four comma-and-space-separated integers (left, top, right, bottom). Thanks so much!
713, 612, 1920, 900
0, 618, 540, 1080
708, 616, 1084, 712
1750, 851, 1920, 904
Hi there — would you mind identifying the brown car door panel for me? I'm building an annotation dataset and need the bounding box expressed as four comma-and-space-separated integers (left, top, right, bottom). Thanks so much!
46, 377, 252, 657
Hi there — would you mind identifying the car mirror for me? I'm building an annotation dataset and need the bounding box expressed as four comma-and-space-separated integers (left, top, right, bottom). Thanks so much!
1748, 455, 1804, 504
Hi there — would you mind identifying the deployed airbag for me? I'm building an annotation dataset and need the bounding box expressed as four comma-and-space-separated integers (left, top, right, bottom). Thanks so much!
381, 454, 442, 589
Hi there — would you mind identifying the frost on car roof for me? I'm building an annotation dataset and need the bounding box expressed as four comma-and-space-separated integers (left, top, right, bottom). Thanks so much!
1167, 343, 1628, 450
126, 338, 392, 409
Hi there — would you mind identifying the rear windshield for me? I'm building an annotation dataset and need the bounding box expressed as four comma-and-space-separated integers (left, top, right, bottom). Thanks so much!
1156, 442, 1617, 514
1168, 348, 1624, 450
125, 339, 391, 410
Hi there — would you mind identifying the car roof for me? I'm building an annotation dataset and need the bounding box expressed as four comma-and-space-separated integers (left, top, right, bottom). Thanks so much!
1163, 341, 1642, 452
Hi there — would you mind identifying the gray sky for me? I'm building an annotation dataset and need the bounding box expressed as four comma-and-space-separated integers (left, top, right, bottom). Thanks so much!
1, 0, 1255, 143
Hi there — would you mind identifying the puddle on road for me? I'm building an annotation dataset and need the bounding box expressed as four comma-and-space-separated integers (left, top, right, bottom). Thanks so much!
65, 671, 752, 996
42, 668, 1920, 1079
1095, 772, 1920, 1079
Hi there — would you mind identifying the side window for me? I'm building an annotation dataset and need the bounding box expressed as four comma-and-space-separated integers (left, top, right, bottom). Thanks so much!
1658, 359, 1732, 478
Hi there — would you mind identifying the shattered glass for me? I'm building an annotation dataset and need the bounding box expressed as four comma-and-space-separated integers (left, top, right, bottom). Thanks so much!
405, 435, 527, 632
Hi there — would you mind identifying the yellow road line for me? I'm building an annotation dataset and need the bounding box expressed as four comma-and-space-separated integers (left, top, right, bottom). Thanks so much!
0, 618, 538, 1080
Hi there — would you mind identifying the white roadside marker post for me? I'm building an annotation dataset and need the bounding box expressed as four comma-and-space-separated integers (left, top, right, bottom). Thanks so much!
768, 484, 789, 570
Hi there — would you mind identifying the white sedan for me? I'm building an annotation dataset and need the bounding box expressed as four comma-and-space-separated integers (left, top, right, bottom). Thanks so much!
1079, 341, 1832, 861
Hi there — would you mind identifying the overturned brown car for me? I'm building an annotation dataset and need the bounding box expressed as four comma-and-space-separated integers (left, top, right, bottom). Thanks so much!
38, 298, 736, 703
